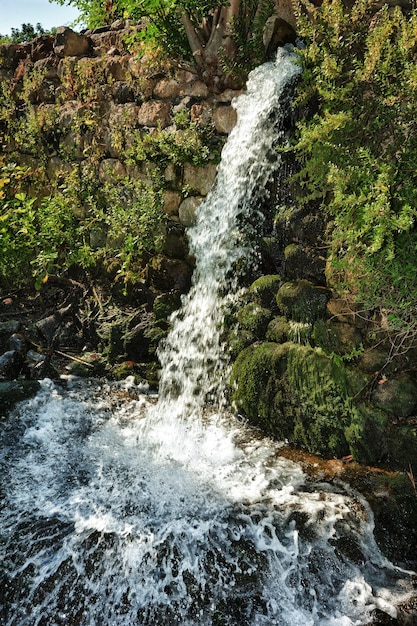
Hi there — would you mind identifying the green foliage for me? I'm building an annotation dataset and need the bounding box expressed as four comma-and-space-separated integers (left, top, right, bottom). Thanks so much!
0, 158, 165, 289
127, 112, 214, 167
293, 0, 417, 333
51, 0, 121, 29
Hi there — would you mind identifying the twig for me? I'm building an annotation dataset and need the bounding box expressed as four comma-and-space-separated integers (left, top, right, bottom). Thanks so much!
53, 349, 95, 369
407, 463, 416, 496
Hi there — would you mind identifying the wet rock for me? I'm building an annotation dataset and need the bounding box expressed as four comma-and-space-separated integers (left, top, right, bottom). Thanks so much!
0, 351, 25, 381
153, 291, 181, 321
178, 196, 203, 227
0, 380, 40, 417
236, 303, 272, 339
263, 16, 296, 58
0, 320, 21, 339
8, 333, 27, 354
249, 274, 281, 308
276, 279, 331, 324
146, 255, 192, 293
230, 341, 353, 458
35, 304, 73, 347
372, 374, 417, 418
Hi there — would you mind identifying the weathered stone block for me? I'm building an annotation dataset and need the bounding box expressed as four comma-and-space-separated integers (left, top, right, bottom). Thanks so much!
54, 27, 90, 58
213, 105, 237, 134
137, 100, 171, 127
178, 196, 203, 226
183, 163, 217, 195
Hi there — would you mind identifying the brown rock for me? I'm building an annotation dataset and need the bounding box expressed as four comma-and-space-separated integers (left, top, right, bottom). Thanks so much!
31, 35, 54, 62
178, 196, 204, 227
99, 158, 126, 182
183, 163, 217, 195
137, 100, 171, 127
179, 80, 209, 98
54, 27, 90, 58
105, 56, 128, 81
163, 190, 182, 217
154, 78, 180, 99
190, 102, 213, 126
213, 105, 237, 134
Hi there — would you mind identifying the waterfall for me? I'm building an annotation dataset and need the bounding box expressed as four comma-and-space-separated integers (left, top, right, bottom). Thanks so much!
0, 47, 415, 626
155, 46, 300, 420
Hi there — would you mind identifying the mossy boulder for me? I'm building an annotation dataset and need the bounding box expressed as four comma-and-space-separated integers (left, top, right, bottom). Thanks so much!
227, 328, 255, 359
266, 316, 290, 343
153, 291, 181, 321
230, 342, 292, 440
276, 279, 330, 324
231, 342, 354, 458
371, 373, 417, 418
344, 403, 390, 465
236, 303, 272, 339
249, 275, 281, 308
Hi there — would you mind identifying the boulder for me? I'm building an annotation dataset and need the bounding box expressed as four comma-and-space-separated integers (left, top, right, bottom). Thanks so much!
183, 163, 217, 196
178, 196, 203, 226
54, 27, 90, 58
249, 274, 282, 308
276, 279, 331, 324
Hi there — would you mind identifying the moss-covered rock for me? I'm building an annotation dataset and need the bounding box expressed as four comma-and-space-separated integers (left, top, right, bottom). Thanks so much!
231, 341, 354, 457
236, 302, 272, 339
313, 319, 364, 359
153, 291, 181, 321
230, 342, 291, 439
276, 279, 330, 324
344, 403, 390, 465
371, 373, 417, 418
384, 423, 417, 470
266, 316, 290, 343
249, 274, 281, 308
227, 328, 255, 359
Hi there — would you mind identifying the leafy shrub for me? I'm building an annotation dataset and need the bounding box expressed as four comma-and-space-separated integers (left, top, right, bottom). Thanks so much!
293, 0, 417, 334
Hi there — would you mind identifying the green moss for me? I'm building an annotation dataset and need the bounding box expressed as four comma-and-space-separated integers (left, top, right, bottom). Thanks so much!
236, 302, 272, 339
153, 291, 181, 321
345, 403, 389, 465
230, 342, 292, 439
286, 344, 352, 457
249, 275, 281, 308
265, 316, 290, 343
276, 280, 330, 324
231, 341, 354, 457
227, 328, 255, 360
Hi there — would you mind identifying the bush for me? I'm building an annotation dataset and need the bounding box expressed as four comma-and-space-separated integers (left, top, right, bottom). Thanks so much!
293, 0, 417, 335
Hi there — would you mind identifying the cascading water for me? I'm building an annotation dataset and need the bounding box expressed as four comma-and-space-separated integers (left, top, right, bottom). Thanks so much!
0, 47, 415, 626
